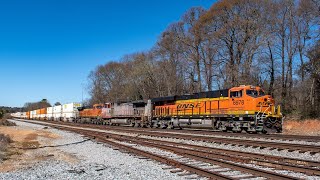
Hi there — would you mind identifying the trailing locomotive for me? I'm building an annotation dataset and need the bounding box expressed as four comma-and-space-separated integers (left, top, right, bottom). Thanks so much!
13, 85, 283, 133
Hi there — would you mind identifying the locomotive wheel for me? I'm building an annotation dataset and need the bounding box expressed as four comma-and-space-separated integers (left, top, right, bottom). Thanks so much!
264, 118, 281, 133
153, 124, 160, 128
134, 123, 141, 128
217, 122, 227, 132
168, 124, 174, 129
161, 124, 168, 129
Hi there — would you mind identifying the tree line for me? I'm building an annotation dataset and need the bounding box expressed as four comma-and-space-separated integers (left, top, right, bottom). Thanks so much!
88, 0, 320, 118
23, 99, 54, 111
0, 107, 23, 117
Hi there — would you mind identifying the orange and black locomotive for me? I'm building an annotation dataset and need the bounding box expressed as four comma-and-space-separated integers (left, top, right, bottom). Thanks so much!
152, 85, 282, 133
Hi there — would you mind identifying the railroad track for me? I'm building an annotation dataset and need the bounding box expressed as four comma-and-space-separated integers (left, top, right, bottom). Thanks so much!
13, 119, 320, 179
102, 123, 320, 143
77, 121, 320, 143
30, 119, 320, 154
177, 129, 320, 142
18, 119, 320, 143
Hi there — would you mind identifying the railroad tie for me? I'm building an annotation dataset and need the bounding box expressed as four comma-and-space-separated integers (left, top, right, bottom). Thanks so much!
178, 172, 194, 176
170, 169, 184, 173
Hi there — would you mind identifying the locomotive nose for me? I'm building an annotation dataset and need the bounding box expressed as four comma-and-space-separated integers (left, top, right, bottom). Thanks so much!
260, 95, 272, 102
264, 95, 272, 102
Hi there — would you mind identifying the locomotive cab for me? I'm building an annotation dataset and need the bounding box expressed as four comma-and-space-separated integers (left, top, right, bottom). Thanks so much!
229, 86, 245, 111
229, 85, 282, 133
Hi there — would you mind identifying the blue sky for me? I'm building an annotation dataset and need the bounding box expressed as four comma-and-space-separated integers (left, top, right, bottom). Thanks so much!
0, 0, 214, 107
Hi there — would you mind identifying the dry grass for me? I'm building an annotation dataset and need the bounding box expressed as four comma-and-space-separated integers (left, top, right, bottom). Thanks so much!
0, 119, 16, 126
0, 116, 16, 161
283, 119, 320, 136
0, 114, 16, 126
0, 134, 13, 161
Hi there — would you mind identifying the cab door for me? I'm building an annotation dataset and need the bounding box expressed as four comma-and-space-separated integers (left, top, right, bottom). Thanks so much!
229, 89, 245, 111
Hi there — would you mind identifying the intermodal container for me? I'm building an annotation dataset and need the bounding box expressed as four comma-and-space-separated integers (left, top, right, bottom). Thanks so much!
53, 105, 62, 120
47, 107, 53, 120
62, 103, 81, 122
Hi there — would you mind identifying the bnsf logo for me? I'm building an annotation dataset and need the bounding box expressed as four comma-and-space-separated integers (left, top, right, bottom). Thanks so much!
257, 101, 269, 107
177, 103, 201, 109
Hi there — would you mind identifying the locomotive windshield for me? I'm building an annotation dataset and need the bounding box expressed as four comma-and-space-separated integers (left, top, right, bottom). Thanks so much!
94, 105, 103, 109
259, 90, 265, 96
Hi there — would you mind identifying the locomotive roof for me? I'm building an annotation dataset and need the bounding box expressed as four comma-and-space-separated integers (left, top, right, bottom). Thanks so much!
151, 89, 229, 103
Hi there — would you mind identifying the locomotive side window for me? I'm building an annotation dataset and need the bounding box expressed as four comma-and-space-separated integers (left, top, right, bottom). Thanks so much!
246, 90, 258, 97
230, 90, 242, 98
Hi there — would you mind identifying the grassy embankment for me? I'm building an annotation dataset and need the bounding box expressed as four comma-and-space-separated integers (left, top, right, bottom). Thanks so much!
0, 114, 15, 162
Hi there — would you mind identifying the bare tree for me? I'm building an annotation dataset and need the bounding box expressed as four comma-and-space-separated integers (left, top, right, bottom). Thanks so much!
85, 0, 320, 119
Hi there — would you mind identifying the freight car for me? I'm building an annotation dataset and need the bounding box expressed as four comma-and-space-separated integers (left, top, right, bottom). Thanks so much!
11, 112, 27, 119
53, 105, 62, 121
47, 107, 54, 121
38, 108, 47, 120
62, 103, 82, 122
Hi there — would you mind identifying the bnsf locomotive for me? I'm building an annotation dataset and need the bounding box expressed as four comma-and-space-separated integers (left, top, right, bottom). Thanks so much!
14, 85, 283, 133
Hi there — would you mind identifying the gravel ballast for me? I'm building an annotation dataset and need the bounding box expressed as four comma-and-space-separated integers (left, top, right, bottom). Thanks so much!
0, 120, 185, 180
13, 119, 320, 162
6, 120, 320, 180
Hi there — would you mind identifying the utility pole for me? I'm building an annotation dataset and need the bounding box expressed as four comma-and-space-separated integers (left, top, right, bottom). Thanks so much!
81, 83, 84, 105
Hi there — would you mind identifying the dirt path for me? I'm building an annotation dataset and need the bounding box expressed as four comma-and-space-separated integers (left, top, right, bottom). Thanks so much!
0, 125, 78, 172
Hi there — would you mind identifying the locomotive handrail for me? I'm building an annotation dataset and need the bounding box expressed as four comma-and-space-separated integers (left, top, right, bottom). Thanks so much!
264, 104, 271, 115
255, 104, 263, 125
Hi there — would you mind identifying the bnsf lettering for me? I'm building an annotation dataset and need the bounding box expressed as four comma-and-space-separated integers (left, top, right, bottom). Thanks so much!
177, 103, 201, 109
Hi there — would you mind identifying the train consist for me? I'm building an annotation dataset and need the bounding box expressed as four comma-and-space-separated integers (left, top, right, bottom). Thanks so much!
12, 85, 283, 133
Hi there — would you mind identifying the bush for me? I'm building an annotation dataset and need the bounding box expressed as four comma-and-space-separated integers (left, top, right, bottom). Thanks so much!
0, 119, 16, 126
0, 134, 12, 161
0, 134, 12, 144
